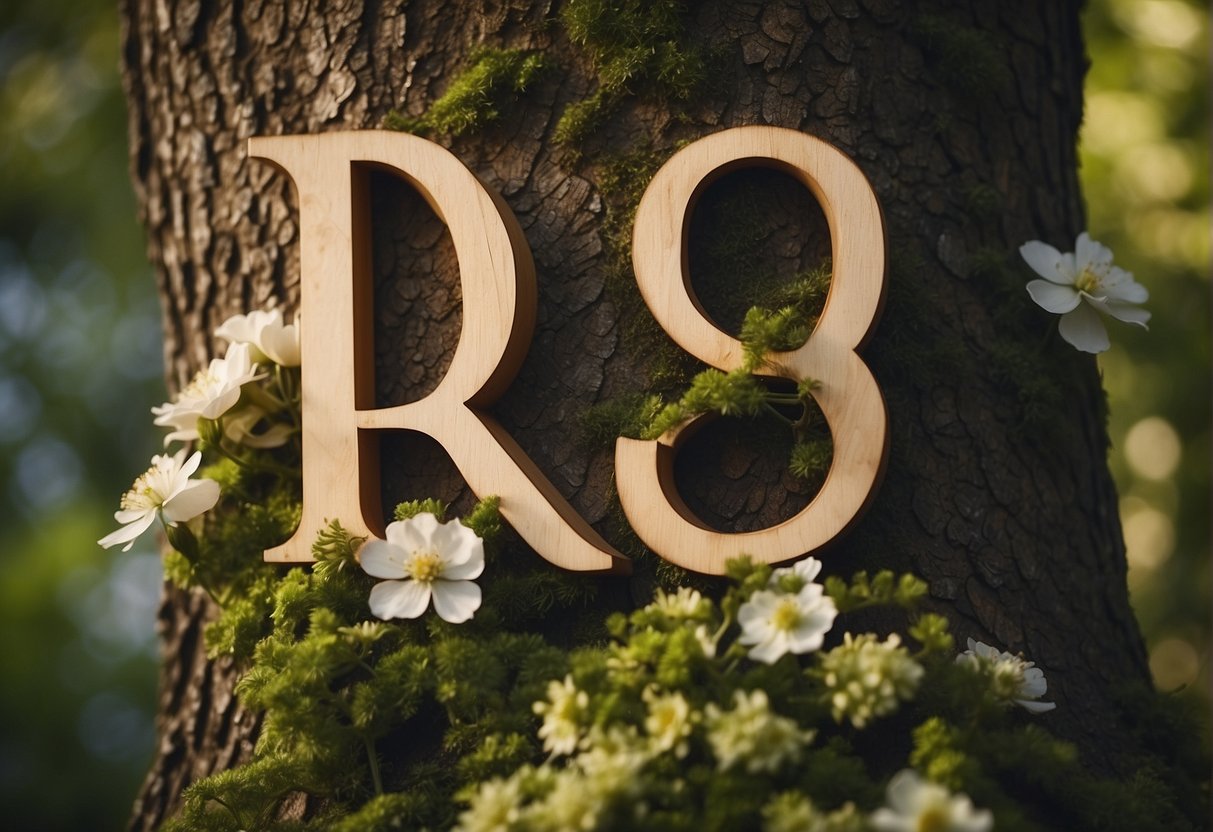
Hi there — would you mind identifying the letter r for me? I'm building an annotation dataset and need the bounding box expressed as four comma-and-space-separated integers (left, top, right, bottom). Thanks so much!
248, 131, 627, 573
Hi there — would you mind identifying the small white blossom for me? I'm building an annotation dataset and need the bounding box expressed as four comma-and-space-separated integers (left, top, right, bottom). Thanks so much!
763, 793, 864, 832
819, 633, 923, 728
98, 450, 220, 551
533, 675, 588, 756
957, 638, 1056, 713
1021, 232, 1149, 353
152, 342, 265, 444
870, 769, 992, 832
455, 774, 525, 832
215, 308, 301, 367
359, 512, 484, 624
642, 686, 694, 757
704, 689, 814, 774
692, 624, 718, 659
738, 565, 837, 664
647, 586, 706, 620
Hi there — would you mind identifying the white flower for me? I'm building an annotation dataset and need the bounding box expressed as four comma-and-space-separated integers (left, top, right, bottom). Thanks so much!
1021, 232, 1149, 353
642, 686, 694, 757
215, 308, 301, 367
98, 450, 220, 551
819, 633, 923, 728
957, 638, 1057, 713
533, 675, 588, 757
738, 574, 837, 664
152, 342, 265, 444
870, 770, 992, 832
647, 586, 706, 620
704, 689, 814, 774
358, 512, 484, 624
455, 775, 523, 832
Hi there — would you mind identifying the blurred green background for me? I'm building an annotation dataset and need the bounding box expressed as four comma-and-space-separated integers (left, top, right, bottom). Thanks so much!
0, 0, 1206, 827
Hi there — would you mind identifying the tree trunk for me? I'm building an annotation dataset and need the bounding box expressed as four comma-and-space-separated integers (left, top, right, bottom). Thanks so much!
120, 0, 1150, 827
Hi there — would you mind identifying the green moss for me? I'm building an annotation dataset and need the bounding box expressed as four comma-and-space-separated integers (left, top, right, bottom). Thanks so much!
384, 48, 545, 137
556, 0, 705, 145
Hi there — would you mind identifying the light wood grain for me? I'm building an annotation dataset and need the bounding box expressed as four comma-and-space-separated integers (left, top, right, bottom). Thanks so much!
249, 131, 628, 573
615, 125, 888, 575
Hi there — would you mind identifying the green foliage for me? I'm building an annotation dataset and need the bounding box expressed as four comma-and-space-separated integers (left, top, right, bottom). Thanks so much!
823, 570, 929, 614
556, 0, 705, 145
384, 49, 545, 136
394, 498, 449, 523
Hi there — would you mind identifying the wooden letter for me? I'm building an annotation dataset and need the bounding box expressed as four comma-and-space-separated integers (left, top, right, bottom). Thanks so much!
249, 131, 627, 573
615, 126, 888, 575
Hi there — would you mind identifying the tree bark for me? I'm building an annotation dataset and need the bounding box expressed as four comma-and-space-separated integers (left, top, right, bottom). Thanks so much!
120, 1, 1149, 827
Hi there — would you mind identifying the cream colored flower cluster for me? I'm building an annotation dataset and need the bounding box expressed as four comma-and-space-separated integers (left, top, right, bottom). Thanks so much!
818, 632, 924, 729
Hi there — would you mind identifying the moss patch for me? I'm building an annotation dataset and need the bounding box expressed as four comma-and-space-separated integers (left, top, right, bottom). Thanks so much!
556, 0, 705, 145
384, 48, 545, 137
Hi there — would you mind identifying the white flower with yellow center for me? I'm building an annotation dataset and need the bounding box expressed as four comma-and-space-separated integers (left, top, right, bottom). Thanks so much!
704, 689, 814, 774
870, 770, 992, 832
358, 512, 484, 624
97, 450, 220, 551
738, 573, 837, 664
152, 342, 264, 444
1021, 232, 1149, 353
215, 308, 301, 367
957, 638, 1056, 714
642, 686, 694, 757
533, 675, 588, 757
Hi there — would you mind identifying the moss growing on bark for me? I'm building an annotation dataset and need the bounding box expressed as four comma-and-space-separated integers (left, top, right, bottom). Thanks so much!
556, 0, 705, 145
384, 48, 545, 136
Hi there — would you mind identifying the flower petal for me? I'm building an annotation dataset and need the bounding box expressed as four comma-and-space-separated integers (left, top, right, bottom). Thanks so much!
442, 547, 485, 580
162, 479, 221, 522
387, 513, 440, 551
431, 580, 482, 623
1026, 280, 1081, 314
1075, 232, 1113, 273
98, 511, 158, 551
1019, 241, 1071, 284
1089, 298, 1150, 328
1058, 302, 1110, 353
179, 450, 204, 478
1101, 267, 1149, 304
433, 519, 483, 570
368, 579, 431, 619
359, 540, 409, 579
1016, 699, 1057, 714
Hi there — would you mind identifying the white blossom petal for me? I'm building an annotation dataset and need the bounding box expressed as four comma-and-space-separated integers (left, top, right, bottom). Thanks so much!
387, 513, 438, 551
431, 580, 482, 623
368, 579, 431, 619
1026, 279, 1081, 314
1016, 699, 1057, 714
1089, 298, 1151, 327
161, 479, 221, 523
1058, 302, 1110, 353
1019, 240, 1071, 284
1075, 231, 1113, 273
359, 540, 408, 579
98, 511, 158, 551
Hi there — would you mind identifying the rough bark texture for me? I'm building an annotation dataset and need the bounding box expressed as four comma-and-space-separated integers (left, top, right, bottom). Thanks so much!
120, 0, 1150, 827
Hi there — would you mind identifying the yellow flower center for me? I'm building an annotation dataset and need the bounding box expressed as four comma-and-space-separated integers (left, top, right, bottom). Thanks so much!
407, 549, 444, 583
917, 806, 950, 832
771, 598, 803, 632
120, 473, 161, 511
1074, 267, 1100, 295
